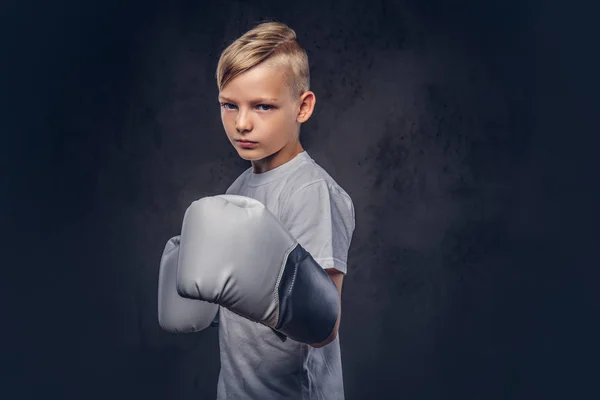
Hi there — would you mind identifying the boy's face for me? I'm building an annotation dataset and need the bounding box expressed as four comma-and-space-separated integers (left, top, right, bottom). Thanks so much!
218, 62, 315, 173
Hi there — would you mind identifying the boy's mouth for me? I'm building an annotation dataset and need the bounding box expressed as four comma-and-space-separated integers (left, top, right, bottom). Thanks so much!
236, 139, 258, 148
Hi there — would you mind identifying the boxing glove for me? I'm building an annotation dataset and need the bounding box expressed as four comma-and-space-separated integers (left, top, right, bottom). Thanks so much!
176, 195, 339, 344
157, 235, 219, 333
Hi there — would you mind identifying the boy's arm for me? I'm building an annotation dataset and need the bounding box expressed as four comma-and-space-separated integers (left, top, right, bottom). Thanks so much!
310, 268, 344, 348
281, 179, 355, 347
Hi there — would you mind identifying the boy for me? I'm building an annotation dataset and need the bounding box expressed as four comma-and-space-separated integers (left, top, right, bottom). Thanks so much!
158, 21, 355, 399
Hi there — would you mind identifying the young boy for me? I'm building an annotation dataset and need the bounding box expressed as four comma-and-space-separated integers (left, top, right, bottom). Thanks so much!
213, 21, 355, 400
158, 21, 355, 400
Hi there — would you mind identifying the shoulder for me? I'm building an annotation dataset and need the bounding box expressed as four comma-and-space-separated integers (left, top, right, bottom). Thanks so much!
284, 154, 353, 204
279, 154, 356, 275
280, 155, 355, 226
226, 167, 252, 195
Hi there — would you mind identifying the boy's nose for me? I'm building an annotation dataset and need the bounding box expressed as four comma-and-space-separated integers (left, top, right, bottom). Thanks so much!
236, 111, 252, 132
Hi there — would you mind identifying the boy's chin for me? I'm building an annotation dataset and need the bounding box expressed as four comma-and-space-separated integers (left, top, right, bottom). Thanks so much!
236, 149, 266, 161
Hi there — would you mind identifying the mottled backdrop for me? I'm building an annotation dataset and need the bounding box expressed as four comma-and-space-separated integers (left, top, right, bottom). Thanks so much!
2, 0, 597, 399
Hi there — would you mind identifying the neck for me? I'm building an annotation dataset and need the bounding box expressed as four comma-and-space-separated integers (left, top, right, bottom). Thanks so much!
252, 141, 304, 174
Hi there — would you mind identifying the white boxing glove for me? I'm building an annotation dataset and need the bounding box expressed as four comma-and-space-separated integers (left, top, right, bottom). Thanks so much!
176, 195, 339, 344
157, 235, 219, 333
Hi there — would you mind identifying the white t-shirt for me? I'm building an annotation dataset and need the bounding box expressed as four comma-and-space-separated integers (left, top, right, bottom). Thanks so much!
215, 151, 355, 400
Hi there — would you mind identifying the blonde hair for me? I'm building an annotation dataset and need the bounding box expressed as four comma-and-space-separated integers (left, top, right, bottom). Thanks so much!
216, 21, 310, 101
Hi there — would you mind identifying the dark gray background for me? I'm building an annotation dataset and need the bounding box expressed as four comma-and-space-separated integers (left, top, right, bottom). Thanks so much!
2, 0, 598, 399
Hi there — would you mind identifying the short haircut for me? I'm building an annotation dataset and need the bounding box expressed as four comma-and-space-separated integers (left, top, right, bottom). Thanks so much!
216, 21, 310, 101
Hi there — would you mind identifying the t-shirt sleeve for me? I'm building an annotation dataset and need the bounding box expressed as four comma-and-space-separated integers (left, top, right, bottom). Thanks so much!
280, 179, 355, 275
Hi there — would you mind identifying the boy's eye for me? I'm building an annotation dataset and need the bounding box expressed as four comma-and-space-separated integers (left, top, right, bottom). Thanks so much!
221, 103, 236, 110
220, 103, 274, 111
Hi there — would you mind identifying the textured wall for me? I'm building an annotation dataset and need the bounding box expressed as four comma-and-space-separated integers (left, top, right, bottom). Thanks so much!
3, 0, 597, 399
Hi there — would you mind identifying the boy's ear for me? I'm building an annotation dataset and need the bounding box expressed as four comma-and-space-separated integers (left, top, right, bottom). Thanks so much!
297, 91, 316, 123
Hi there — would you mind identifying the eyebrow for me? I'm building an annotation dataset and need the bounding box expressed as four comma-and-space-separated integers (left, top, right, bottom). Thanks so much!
218, 96, 279, 103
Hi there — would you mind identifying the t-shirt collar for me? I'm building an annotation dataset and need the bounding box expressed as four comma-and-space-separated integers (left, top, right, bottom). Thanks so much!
247, 151, 310, 187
